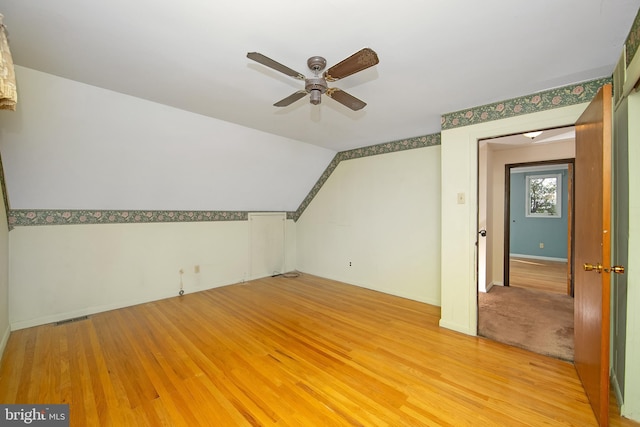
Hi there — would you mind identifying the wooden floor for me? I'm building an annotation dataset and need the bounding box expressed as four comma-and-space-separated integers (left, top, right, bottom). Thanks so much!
510, 256, 569, 295
1, 274, 637, 426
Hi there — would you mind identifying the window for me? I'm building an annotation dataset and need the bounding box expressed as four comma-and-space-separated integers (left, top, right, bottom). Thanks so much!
526, 173, 561, 218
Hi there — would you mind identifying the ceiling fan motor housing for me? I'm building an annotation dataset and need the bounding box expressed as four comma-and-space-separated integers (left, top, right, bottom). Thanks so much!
305, 77, 328, 105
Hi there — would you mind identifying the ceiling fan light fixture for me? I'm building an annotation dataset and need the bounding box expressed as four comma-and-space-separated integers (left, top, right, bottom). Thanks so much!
309, 89, 322, 105
523, 131, 543, 139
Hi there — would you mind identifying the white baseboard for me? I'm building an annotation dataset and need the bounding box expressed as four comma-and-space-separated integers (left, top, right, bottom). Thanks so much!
0, 323, 10, 364
9, 278, 244, 331
510, 253, 568, 262
611, 370, 624, 411
488, 281, 502, 292
10, 289, 181, 331
479, 281, 503, 293
438, 319, 476, 336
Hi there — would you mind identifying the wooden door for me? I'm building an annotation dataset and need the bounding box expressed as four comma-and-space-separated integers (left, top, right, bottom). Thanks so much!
574, 83, 612, 426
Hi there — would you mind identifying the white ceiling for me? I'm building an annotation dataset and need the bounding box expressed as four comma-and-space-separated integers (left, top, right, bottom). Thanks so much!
481, 126, 576, 151
1, 0, 638, 152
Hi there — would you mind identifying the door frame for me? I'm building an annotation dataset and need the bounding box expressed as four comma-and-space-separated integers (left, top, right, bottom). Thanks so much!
502, 158, 575, 295
441, 101, 589, 337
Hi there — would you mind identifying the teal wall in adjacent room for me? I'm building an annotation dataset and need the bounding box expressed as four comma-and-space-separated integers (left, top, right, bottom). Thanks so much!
509, 167, 569, 260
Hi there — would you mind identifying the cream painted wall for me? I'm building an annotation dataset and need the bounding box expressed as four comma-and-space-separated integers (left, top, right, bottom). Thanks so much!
8, 219, 296, 330
485, 140, 575, 287
0, 189, 9, 360
285, 219, 296, 274
440, 103, 587, 335
622, 88, 640, 419
296, 146, 441, 305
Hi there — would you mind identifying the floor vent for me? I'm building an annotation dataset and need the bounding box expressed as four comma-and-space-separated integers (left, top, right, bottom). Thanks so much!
55, 315, 89, 326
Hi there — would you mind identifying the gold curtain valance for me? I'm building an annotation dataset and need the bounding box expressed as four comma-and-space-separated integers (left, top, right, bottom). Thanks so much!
0, 13, 17, 111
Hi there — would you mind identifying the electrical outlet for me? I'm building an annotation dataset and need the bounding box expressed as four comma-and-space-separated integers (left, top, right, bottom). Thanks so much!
539, 242, 544, 249
349, 261, 352, 267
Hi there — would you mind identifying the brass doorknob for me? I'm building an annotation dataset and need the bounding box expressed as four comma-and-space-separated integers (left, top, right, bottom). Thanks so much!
583, 263, 603, 273
607, 265, 625, 274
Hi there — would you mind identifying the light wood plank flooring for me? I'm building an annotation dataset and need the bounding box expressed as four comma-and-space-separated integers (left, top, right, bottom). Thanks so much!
510, 256, 569, 295
1, 274, 636, 426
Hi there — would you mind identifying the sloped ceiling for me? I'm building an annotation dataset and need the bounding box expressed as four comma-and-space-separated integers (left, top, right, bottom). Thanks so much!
0, 1, 638, 213
2, 1, 638, 151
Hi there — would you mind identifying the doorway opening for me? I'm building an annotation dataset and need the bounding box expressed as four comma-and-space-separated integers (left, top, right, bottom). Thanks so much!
504, 160, 574, 297
477, 126, 576, 361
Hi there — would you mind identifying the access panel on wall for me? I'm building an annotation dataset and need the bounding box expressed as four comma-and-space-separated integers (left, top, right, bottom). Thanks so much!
249, 212, 286, 280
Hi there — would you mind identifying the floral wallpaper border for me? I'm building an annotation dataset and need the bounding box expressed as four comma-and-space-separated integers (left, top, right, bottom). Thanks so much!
9, 209, 253, 228
292, 133, 441, 221
441, 77, 611, 130
626, 8, 640, 68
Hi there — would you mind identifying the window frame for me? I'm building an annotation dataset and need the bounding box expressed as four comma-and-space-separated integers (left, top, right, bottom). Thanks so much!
525, 173, 562, 218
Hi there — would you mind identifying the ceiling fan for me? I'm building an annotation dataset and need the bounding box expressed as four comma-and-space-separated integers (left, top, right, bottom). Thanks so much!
246, 48, 379, 111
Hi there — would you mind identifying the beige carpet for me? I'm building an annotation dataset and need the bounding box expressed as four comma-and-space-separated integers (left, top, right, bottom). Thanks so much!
478, 286, 574, 361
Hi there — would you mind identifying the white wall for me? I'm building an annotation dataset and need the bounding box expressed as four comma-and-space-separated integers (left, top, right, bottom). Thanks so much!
0, 66, 336, 211
478, 144, 488, 292
8, 219, 295, 330
0, 187, 9, 360
296, 146, 441, 305
440, 104, 587, 335
0, 65, 314, 332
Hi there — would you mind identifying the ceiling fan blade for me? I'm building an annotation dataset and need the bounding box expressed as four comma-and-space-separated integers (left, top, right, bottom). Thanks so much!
274, 90, 308, 107
326, 88, 367, 111
247, 52, 305, 80
324, 48, 379, 81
